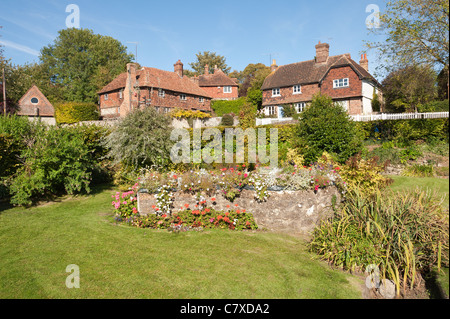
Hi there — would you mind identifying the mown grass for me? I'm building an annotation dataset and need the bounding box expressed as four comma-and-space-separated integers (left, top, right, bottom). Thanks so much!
0, 185, 362, 299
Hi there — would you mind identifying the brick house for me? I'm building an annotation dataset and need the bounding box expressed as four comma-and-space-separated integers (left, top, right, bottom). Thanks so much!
191, 65, 239, 100
261, 42, 382, 118
16, 85, 55, 123
98, 61, 213, 119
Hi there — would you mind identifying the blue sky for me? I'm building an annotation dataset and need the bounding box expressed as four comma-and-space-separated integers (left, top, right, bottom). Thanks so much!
0, 0, 386, 79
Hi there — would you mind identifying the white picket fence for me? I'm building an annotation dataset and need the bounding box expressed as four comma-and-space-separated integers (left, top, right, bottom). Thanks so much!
256, 112, 449, 125
350, 112, 449, 122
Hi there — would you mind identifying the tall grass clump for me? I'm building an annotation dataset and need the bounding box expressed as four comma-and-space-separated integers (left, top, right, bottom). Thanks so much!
309, 188, 449, 298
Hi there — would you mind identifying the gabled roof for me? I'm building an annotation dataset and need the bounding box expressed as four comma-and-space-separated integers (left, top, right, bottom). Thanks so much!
98, 67, 213, 98
17, 85, 54, 117
198, 69, 238, 87
261, 54, 379, 90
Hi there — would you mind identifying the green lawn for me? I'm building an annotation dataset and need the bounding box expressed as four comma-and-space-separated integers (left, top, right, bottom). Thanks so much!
0, 185, 363, 299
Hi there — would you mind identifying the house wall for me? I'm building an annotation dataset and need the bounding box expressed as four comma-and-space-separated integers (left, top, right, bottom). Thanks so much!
262, 83, 320, 106
145, 88, 211, 112
18, 87, 54, 117
200, 85, 239, 100
320, 66, 362, 99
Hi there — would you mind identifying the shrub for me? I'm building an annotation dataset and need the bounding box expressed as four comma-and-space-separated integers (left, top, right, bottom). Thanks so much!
402, 164, 435, 177
9, 125, 96, 206
294, 93, 364, 164
339, 154, 393, 195
309, 189, 449, 297
418, 100, 449, 112
170, 108, 211, 119
220, 114, 235, 126
55, 102, 99, 124
102, 108, 173, 170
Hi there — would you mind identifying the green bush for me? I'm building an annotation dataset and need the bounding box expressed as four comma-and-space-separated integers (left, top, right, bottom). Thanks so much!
55, 102, 99, 124
9, 125, 96, 206
418, 100, 449, 112
402, 164, 435, 177
102, 107, 173, 170
220, 114, 235, 126
294, 93, 364, 164
211, 97, 246, 117
309, 189, 449, 297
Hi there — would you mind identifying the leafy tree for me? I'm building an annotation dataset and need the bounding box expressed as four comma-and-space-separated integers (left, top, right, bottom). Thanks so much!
234, 63, 270, 97
40, 28, 134, 103
294, 93, 364, 164
103, 107, 173, 169
381, 65, 437, 112
187, 51, 231, 76
367, 0, 449, 91
246, 66, 271, 110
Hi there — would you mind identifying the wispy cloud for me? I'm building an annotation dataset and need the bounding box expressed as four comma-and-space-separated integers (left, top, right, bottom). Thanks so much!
0, 39, 39, 56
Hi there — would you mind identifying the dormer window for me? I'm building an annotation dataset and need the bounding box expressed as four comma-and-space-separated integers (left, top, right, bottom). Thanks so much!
272, 88, 281, 97
333, 78, 349, 88
293, 85, 302, 94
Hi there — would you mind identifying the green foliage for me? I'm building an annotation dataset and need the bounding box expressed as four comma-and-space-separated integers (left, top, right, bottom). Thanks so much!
372, 90, 381, 112
340, 154, 393, 194
399, 146, 422, 164
211, 97, 246, 116
103, 107, 172, 170
310, 188, 449, 297
40, 28, 133, 103
0, 133, 21, 178
238, 101, 257, 129
402, 164, 435, 177
294, 93, 364, 164
187, 51, 231, 76
9, 125, 96, 206
220, 114, 234, 126
281, 104, 300, 119
54, 101, 99, 124
418, 99, 449, 112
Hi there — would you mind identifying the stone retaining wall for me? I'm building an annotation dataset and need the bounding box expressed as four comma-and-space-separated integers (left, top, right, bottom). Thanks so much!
137, 187, 341, 235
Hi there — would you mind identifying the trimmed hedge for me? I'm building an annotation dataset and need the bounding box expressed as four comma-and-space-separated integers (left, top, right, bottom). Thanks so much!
55, 102, 99, 124
211, 97, 246, 117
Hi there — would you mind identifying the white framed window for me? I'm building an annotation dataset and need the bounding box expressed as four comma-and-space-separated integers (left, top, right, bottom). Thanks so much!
333, 78, 349, 88
272, 88, 281, 97
272, 88, 281, 96
293, 85, 302, 94
119, 90, 123, 99
104, 94, 108, 101
163, 107, 170, 113
180, 94, 186, 101
223, 86, 232, 94
267, 106, 276, 115
199, 97, 205, 103
294, 102, 306, 113
158, 89, 165, 98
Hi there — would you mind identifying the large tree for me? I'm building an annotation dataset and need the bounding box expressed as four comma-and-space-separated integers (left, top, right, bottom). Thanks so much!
382, 65, 438, 112
187, 51, 231, 76
40, 28, 134, 103
367, 0, 449, 94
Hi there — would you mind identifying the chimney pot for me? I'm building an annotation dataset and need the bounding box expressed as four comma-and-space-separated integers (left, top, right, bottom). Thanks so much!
174, 60, 184, 77
204, 64, 209, 75
360, 54, 369, 72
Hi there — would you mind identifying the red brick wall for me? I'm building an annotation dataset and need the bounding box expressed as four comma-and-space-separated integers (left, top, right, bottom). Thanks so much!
321, 66, 362, 99
201, 85, 239, 100
100, 90, 123, 108
262, 83, 320, 106
146, 88, 211, 112
17, 86, 54, 117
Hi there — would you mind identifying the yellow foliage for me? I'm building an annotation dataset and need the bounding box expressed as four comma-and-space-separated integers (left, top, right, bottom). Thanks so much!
285, 148, 304, 167
170, 108, 211, 119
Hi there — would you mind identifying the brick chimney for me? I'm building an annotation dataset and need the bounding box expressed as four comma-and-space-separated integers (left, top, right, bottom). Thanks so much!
214, 65, 219, 74
315, 41, 329, 64
359, 53, 369, 72
204, 64, 209, 75
270, 59, 278, 72
120, 62, 139, 117
174, 60, 183, 77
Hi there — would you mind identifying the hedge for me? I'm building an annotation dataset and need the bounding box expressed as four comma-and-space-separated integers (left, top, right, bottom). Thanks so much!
55, 102, 99, 124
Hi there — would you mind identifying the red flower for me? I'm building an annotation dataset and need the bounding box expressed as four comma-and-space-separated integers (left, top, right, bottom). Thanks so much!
218, 215, 223, 220
152, 205, 156, 209
225, 212, 229, 216
173, 175, 177, 179
211, 198, 216, 201
235, 204, 238, 207
226, 205, 230, 208
184, 204, 189, 208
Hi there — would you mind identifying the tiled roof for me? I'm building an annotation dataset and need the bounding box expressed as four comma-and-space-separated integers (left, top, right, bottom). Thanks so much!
198, 69, 239, 87
261, 54, 378, 90
98, 67, 213, 98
